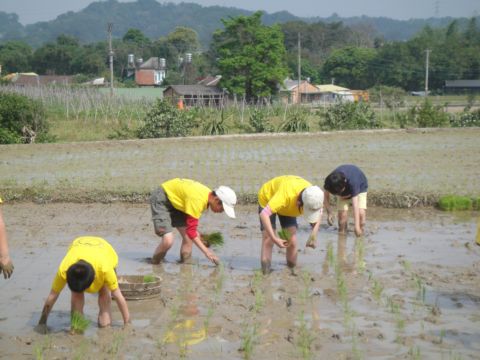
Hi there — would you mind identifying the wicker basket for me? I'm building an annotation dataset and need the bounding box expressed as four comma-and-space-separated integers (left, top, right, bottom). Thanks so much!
118, 275, 162, 300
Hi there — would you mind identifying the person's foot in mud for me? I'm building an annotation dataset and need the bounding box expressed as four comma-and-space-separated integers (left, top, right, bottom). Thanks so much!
287, 261, 298, 276
261, 260, 272, 275
151, 251, 167, 265
179, 252, 193, 264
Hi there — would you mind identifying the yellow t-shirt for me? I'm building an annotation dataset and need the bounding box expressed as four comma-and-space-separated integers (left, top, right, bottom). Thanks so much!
51, 236, 119, 294
258, 175, 311, 217
0, 197, 2, 203
161, 178, 211, 219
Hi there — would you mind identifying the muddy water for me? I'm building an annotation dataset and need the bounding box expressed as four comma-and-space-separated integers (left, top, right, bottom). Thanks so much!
0, 203, 479, 359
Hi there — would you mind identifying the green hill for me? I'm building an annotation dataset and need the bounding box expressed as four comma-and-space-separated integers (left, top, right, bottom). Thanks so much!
0, 0, 478, 48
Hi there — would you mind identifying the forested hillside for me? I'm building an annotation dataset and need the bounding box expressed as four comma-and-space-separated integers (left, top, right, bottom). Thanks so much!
0, 0, 477, 48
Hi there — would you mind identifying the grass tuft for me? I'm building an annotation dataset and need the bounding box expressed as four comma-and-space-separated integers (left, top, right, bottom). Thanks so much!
437, 195, 473, 211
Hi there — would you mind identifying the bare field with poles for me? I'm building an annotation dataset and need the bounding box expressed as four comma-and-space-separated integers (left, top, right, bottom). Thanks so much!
1, 127, 479, 206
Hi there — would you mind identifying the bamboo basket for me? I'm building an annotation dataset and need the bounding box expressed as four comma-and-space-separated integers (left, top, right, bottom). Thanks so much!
117, 275, 162, 300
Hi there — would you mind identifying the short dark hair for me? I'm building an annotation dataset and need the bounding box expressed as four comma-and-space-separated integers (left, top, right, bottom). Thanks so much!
324, 171, 346, 195
66, 260, 95, 292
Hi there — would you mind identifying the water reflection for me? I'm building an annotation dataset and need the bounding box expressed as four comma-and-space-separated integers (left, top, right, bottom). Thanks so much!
323, 234, 366, 275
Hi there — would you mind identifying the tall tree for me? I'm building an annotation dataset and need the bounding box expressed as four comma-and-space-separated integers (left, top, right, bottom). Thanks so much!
31, 35, 81, 75
123, 28, 151, 47
0, 41, 32, 73
211, 11, 288, 101
322, 46, 376, 89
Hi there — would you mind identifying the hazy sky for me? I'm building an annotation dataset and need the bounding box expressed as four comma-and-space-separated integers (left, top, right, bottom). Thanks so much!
1, 0, 479, 24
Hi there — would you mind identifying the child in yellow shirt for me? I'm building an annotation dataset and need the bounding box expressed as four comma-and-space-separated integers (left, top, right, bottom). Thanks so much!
37, 236, 130, 332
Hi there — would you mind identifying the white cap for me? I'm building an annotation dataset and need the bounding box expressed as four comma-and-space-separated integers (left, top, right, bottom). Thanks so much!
302, 186, 324, 223
215, 186, 237, 219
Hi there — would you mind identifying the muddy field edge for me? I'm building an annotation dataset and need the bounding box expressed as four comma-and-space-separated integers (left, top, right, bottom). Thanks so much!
2, 187, 478, 209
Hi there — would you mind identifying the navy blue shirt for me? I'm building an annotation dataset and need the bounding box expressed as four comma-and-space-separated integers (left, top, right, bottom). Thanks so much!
335, 164, 368, 198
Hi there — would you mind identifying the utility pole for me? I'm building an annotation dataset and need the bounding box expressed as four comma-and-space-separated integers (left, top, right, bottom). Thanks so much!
108, 23, 114, 96
297, 32, 301, 104
425, 49, 430, 97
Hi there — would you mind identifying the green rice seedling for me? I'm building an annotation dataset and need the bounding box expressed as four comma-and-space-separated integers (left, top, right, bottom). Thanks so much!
326, 242, 335, 269
413, 275, 426, 303
354, 237, 366, 273
408, 346, 422, 360
393, 305, 405, 344
449, 351, 463, 360
240, 323, 258, 360
202, 232, 224, 247
250, 270, 265, 312
437, 195, 473, 211
401, 259, 412, 272
439, 329, 446, 344
203, 303, 215, 331
335, 264, 348, 303
277, 228, 292, 243
343, 302, 355, 331
107, 331, 125, 355
215, 262, 225, 294
251, 270, 263, 290
296, 311, 315, 359
254, 286, 265, 313
366, 269, 373, 281
300, 270, 312, 302
371, 279, 384, 303
143, 274, 157, 283
387, 296, 400, 314
71, 311, 90, 334
73, 340, 89, 360
350, 326, 363, 360
34, 335, 51, 360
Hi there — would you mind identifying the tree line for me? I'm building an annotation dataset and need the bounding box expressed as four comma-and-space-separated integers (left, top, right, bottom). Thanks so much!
1, 12, 479, 100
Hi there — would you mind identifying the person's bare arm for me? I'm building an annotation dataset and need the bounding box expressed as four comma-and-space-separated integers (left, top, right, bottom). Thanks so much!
192, 235, 219, 265
259, 211, 287, 248
306, 214, 322, 249
0, 209, 13, 279
324, 192, 334, 226
351, 195, 362, 237
36, 289, 60, 333
111, 288, 130, 325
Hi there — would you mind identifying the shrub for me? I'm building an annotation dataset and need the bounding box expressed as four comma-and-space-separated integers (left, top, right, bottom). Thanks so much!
279, 106, 310, 132
406, 99, 450, 128
202, 109, 228, 135
248, 108, 273, 133
368, 85, 406, 109
0, 91, 50, 144
450, 109, 480, 128
437, 195, 473, 211
321, 101, 378, 130
136, 99, 194, 138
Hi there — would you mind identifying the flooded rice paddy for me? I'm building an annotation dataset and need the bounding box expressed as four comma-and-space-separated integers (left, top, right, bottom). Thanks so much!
0, 203, 479, 359
1, 128, 479, 198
